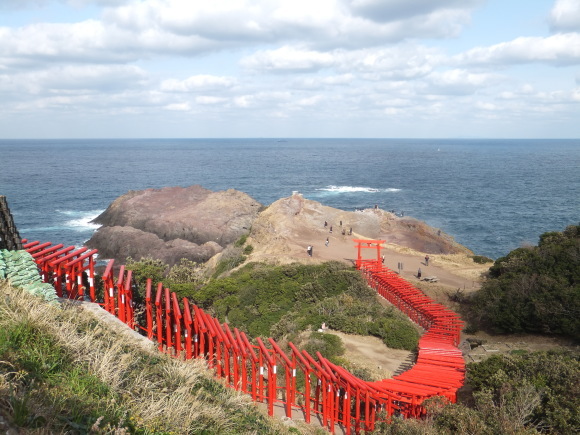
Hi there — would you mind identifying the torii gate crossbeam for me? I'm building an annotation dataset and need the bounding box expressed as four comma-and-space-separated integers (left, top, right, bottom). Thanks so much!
353, 239, 385, 269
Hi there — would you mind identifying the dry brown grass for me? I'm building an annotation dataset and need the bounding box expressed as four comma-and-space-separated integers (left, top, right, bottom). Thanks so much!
0, 280, 293, 434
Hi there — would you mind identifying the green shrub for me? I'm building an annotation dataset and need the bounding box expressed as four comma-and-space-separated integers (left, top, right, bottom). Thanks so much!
125, 256, 167, 287
234, 234, 248, 247
466, 224, 580, 339
196, 261, 420, 350
243, 244, 254, 255
467, 351, 580, 434
471, 255, 494, 264
303, 332, 345, 361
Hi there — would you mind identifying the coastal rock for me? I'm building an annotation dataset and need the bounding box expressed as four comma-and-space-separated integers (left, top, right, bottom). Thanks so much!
87, 185, 262, 265
248, 194, 471, 264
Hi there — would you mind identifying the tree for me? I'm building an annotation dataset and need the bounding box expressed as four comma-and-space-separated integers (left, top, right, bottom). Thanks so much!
467, 225, 580, 338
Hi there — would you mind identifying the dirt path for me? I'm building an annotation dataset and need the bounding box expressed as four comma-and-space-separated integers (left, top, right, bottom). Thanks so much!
324, 330, 414, 379
288, 227, 486, 293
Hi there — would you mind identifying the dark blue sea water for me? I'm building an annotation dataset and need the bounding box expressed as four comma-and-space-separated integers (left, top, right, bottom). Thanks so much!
1, 138, 578, 259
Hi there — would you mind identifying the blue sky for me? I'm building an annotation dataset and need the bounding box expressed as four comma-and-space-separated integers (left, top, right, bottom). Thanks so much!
0, 0, 579, 138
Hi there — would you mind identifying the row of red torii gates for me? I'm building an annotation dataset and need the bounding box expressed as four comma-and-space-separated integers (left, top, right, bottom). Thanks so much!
17, 237, 465, 433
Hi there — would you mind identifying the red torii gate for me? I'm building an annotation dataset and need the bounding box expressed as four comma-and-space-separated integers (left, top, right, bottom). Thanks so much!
353, 239, 385, 269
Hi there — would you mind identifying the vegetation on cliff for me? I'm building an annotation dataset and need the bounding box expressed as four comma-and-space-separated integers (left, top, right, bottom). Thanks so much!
465, 224, 580, 339
126, 258, 420, 354
0, 281, 288, 434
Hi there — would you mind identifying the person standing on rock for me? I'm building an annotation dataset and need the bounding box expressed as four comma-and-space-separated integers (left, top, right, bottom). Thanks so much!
425, 255, 430, 266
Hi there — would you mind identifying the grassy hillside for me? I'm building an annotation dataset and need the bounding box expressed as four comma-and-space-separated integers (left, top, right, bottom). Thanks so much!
0, 280, 294, 434
127, 259, 420, 354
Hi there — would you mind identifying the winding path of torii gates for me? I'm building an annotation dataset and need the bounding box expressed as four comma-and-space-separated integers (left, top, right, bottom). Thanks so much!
4, 194, 465, 433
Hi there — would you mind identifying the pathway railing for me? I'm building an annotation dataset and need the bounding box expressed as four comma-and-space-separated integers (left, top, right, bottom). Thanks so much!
21, 239, 465, 433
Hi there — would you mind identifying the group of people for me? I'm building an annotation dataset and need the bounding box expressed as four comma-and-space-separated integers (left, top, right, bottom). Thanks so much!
307, 219, 354, 257
323, 220, 352, 237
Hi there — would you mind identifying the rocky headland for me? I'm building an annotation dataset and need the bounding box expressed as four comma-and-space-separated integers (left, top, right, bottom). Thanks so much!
87, 187, 479, 285
87, 185, 262, 266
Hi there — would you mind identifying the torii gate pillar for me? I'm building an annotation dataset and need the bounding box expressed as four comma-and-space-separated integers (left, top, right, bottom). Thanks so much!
353, 239, 385, 269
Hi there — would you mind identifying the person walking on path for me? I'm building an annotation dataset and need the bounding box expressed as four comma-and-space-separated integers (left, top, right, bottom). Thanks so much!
325, 237, 329, 247
329, 226, 333, 233
418, 268, 422, 279
307, 245, 312, 256
425, 255, 430, 266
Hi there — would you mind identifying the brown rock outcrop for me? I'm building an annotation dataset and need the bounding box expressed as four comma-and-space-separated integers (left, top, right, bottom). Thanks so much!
87, 185, 262, 265
248, 194, 472, 264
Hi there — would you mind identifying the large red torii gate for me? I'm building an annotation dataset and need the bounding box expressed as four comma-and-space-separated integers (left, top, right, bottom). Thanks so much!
353, 239, 385, 269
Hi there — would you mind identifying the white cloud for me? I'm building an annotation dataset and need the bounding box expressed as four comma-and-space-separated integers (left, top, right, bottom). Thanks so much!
423, 69, 502, 95
160, 75, 237, 92
549, 0, 580, 33
164, 102, 191, 111
102, 0, 479, 52
242, 45, 441, 79
241, 46, 335, 72
195, 96, 227, 105
348, 0, 482, 22
455, 33, 580, 66
0, 0, 579, 138
0, 64, 147, 97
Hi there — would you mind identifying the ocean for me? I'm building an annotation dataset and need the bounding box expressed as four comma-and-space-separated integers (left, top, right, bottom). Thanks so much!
1, 138, 578, 260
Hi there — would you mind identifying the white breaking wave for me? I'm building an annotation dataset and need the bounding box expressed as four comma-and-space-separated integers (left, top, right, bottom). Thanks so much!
58, 209, 103, 232
316, 185, 401, 193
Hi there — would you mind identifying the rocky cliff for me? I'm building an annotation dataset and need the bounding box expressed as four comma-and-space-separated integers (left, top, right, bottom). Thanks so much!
88, 187, 472, 267
87, 185, 262, 265
247, 194, 472, 264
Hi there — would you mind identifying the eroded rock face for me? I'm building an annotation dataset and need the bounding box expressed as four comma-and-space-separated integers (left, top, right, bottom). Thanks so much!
87, 185, 262, 265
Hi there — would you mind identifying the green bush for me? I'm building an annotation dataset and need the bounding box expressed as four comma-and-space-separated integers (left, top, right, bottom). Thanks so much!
466, 224, 580, 339
471, 255, 494, 264
467, 350, 580, 434
125, 256, 167, 287
192, 261, 419, 351
303, 332, 345, 361
234, 233, 248, 247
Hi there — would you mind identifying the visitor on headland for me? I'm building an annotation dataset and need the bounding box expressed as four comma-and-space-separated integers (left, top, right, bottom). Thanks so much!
425, 255, 430, 266
324, 221, 327, 227
418, 268, 422, 279
307, 245, 312, 257
325, 237, 329, 247
349, 227, 352, 235
329, 226, 333, 233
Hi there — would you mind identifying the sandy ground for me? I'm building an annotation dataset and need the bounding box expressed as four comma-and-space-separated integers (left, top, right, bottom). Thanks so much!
289, 226, 485, 293
324, 330, 415, 379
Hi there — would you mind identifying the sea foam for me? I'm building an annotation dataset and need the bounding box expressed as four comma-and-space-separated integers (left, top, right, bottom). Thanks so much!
316, 185, 401, 193
58, 210, 103, 232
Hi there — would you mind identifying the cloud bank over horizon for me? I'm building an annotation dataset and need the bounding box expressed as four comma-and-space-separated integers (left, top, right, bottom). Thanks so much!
0, 0, 579, 138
